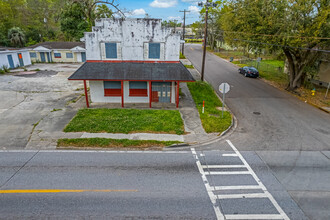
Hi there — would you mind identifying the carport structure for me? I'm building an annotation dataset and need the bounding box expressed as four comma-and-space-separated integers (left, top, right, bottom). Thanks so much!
68, 60, 195, 108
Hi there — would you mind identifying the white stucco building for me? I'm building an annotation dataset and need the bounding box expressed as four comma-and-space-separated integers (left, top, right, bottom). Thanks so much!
0, 47, 31, 69
69, 18, 194, 108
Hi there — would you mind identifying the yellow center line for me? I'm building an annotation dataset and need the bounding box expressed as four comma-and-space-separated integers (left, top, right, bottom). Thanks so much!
0, 189, 138, 194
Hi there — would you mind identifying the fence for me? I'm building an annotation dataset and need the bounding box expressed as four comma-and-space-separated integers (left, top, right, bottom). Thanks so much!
238, 58, 284, 75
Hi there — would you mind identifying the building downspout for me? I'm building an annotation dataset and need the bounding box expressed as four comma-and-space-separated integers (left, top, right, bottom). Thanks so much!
83, 80, 89, 108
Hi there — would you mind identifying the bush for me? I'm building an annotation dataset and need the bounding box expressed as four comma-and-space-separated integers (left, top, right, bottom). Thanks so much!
185, 39, 203, 43
1, 65, 9, 73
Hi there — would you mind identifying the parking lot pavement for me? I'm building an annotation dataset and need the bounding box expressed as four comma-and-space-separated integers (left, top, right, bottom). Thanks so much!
0, 63, 84, 149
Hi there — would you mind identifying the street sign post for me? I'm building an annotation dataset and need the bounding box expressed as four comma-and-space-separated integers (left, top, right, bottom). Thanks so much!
219, 83, 230, 118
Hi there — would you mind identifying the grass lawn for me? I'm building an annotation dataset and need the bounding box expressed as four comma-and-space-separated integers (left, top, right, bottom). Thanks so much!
207, 47, 245, 60
64, 108, 184, 135
57, 138, 181, 149
261, 60, 284, 67
233, 60, 288, 86
180, 52, 186, 59
184, 64, 194, 69
187, 81, 232, 133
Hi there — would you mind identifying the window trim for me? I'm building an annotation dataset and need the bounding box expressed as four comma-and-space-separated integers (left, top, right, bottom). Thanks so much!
54, 53, 61, 58
104, 81, 122, 97
129, 81, 148, 97
66, 53, 73, 59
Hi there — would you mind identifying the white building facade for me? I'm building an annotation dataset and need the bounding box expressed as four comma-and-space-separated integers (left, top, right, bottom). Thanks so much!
0, 48, 31, 69
69, 18, 194, 108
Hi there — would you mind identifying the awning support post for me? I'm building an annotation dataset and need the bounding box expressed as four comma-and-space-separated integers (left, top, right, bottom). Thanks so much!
149, 81, 152, 108
121, 81, 124, 108
83, 80, 89, 108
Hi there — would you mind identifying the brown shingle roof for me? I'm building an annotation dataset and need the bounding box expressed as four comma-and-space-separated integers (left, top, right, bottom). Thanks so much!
27, 41, 85, 50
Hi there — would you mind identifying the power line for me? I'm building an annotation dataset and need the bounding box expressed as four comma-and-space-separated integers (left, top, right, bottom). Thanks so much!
198, 0, 217, 81
234, 39, 330, 53
222, 30, 330, 40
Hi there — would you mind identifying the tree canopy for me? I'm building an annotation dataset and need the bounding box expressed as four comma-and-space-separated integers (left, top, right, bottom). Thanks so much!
0, 0, 119, 46
217, 0, 330, 90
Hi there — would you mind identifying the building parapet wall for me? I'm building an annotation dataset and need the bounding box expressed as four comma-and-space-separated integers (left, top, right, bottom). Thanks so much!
84, 18, 180, 61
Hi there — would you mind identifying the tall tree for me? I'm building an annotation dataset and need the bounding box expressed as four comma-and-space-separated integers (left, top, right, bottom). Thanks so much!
8, 27, 25, 47
199, 0, 224, 50
60, 3, 89, 41
161, 20, 182, 28
95, 4, 113, 19
221, 0, 330, 90
191, 21, 203, 39
0, 0, 65, 46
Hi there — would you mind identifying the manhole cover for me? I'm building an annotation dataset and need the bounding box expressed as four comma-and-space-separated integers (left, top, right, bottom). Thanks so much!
253, 112, 261, 115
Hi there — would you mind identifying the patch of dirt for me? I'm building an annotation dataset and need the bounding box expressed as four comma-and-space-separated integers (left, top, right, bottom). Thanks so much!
260, 78, 330, 108
15, 70, 58, 78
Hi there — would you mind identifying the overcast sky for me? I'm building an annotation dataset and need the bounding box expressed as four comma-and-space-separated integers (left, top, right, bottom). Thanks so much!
117, 0, 204, 25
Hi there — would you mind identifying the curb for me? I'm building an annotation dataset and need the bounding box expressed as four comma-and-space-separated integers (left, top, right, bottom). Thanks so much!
319, 107, 330, 114
166, 143, 190, 148
311, 103, 330, 114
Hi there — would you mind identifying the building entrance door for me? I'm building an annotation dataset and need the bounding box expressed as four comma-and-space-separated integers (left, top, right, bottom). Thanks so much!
81, 52, 86, 62
17, 53, 24, 66
40, 52, 46, 62
7, 55, 14, 69
152, 82, 171, 103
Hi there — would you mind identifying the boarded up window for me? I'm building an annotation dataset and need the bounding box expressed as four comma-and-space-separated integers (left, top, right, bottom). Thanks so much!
104, 81, 121, 96
148, 43, 160, 59
54, 53, 61, 58
105, 43, 117, 59
129, 81, 148, 97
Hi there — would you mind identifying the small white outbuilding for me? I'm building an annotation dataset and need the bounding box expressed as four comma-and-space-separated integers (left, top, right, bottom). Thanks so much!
0, 47, 31, 69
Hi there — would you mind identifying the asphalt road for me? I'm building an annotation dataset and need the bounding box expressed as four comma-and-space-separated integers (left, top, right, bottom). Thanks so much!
184, 43, 330, 220
0, 147, 307, 219
184, 44, 330, 151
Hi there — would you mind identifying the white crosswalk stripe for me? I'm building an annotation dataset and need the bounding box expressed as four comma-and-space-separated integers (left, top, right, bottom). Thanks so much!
191, 140, 290, 220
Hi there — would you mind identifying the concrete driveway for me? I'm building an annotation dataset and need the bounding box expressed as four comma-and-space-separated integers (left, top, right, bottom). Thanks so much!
0, 63, 84, 149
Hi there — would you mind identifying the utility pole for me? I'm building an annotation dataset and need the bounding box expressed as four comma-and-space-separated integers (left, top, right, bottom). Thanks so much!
179, 9, 190, 55
198, 1, 217, 81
